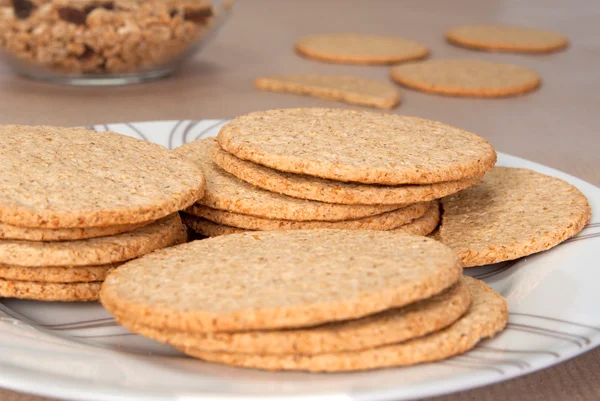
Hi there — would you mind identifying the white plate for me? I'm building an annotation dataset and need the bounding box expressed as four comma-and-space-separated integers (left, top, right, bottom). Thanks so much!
1, 120, 599, 401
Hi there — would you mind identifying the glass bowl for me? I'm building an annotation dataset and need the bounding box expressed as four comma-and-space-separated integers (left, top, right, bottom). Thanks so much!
0, 0, 232, 85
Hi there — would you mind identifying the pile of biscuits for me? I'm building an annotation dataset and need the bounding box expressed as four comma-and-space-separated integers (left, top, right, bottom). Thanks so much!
0, 111, 591, 373
101, 230, 508, 372
0, 125, 205, 301
177, 108, 496, 238
0, 0, 220, 75
96, 107, 590, 372
177, 107, 591, 270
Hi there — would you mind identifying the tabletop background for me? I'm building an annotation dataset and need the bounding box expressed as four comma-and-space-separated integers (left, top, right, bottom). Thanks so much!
1, 0, 599, 400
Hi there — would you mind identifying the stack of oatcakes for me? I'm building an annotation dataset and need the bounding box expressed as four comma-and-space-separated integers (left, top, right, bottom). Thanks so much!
0, 125, 205, 302
177, 108, 496, 238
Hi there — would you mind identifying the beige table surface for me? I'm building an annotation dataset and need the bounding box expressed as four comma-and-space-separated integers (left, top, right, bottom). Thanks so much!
0, 0, 599, 400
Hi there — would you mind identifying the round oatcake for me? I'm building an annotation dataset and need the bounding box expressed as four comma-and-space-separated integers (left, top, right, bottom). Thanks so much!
390, 60, 541, 98
0, 278, 101, 302
446, 25, 568, 53
216, 108, 496, 185
188, 202, 429, 231
174, 138, 401, 221
438, 167, 591, 267
116, 279, 470, 355
295, 33, 429, 65
0, 263, 119, 283
100, 230, 463, 333
0, 125, 205, 228
176, 277, 507, 371
214, 145, 483, 205
182, 201, 441, 237
0, 214, 185, 267
0, 220, 150, 241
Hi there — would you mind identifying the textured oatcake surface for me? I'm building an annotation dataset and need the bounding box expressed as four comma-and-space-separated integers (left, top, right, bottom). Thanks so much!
0, 262, 119, 283
0, 278, 101, 302
190, 202, 430, 231
0, 220, 149, 241
0, 125, 205, 228
0, 214, 185, 267
116, 279, 470, 355
390, 60, 541, 98
216, 108, 497, 185
445, 25, 569, 53
439, 167, 591, 267
214, 144, 483, 205
254, 74, 401, 109
295, 33, 429, 64
100, 230, 463, 333
176, 277, 507, 372
175, 138, 401, 220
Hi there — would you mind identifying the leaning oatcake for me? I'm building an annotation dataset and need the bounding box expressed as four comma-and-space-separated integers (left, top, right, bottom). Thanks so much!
438, 167, 591, 267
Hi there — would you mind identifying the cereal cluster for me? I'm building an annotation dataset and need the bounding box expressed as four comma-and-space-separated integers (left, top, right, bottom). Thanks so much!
0, 0, 216, 75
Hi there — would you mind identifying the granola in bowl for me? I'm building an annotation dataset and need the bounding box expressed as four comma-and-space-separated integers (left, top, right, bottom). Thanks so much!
0, 0, 231, 84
